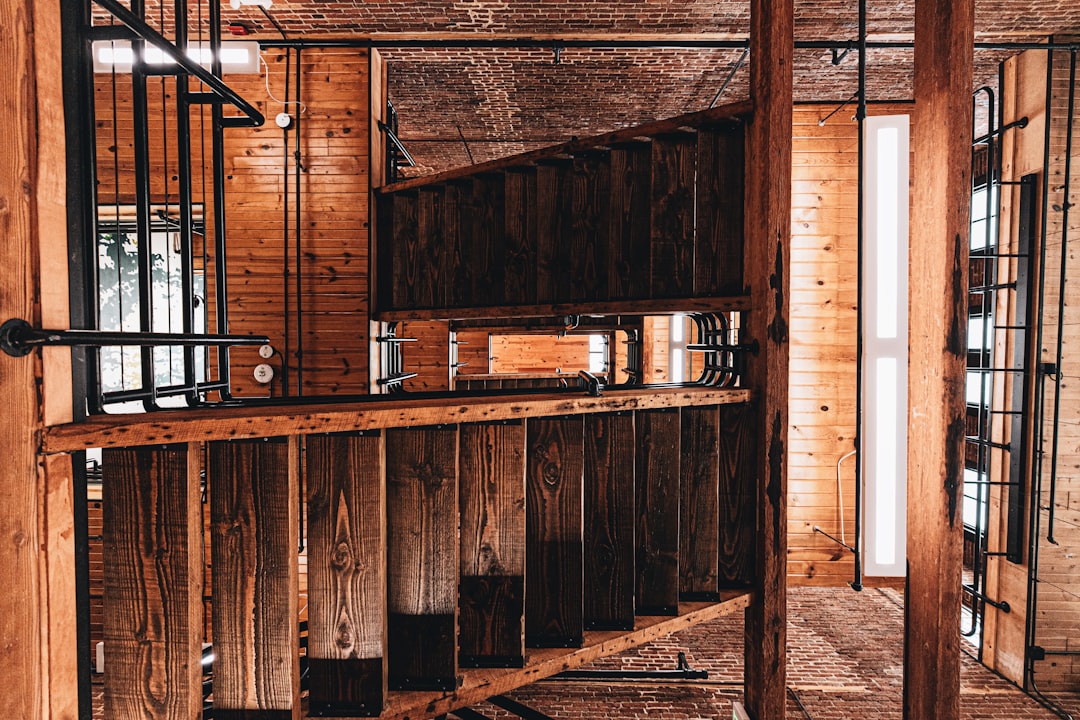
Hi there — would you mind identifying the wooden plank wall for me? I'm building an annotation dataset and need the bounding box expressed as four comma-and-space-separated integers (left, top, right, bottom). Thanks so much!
1029, 46, 1080, 691
786, 103, 911, 585
93, 48, 376, 400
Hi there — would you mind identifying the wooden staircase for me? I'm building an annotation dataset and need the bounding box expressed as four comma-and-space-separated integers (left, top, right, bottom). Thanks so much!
82, 390, 756, 719
375, 102, 751, 322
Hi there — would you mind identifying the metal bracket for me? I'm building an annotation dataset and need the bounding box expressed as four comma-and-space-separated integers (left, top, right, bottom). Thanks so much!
577, 370, 603, 397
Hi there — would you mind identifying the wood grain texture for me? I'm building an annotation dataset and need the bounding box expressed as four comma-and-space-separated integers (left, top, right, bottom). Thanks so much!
718, 403, 757, 587
467, 174, 507, 307
535, 160, 575, 304
390, 191, 421, 309
306, 432, 386, 715
635, 408, 682, 615
503, 168, 538, 305
526, 416, 585, 647
569, 152, 611, 302
101, 445, 203, 720
608, 143, 653, 300
696, 126, 746, 296
45, 386, 752, 452
679, 406, 721, 599
904, 1, 973, 717
650, 134, 697, 298
743, 0, 793, 715
385, 426, 459, 689
209, 438, 300, 714
459, 421, 527, 666
583, 412, 636, 630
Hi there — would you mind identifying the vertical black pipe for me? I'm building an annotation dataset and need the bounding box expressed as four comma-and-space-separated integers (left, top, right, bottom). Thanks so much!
175, 0, 197, 405
130, 0, 159, 411
852, 0, 866, 592
283, 49, 292, 397
295, 47, 304, 396
59, 3, 94, 713
209, 0, 233, 399
1045, 49, 1076, 546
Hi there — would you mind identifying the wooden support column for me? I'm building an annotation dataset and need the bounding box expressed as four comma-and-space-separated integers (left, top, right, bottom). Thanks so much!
306, 432, 387, 716
583, 412, 636, 630
744, 0, 793, 716
385, 425, 459, 690
209, 438, 301, 719
525, 416, 585, 647
459, 421, 526, 667
102, 445, 203, 719
905, 1, 973, 718
1, 0, 74, 715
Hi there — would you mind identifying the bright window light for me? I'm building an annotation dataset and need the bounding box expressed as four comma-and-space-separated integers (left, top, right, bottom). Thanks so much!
92, 40, 260, 74
861, 114, 910, 578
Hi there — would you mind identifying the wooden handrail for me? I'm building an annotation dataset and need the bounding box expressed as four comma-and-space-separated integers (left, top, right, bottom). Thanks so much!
43, 386, 752, 453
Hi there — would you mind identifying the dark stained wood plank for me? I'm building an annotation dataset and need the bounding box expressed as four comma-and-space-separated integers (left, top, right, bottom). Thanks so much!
445, 181, 470, 309
679, 406, 721, 599
696, 126, 746, 296
102, 445, 203, 720
209, 437, 300, 715
390, 190, 419, 310
503, 168, 538, 305
650, 134, 697, 298
635, 408, 681, 615
375, 193, 396, 314
306, 432, 387, 716
743, 0, 793, 716
467, 173, 507, 307
535, 160, 575, 304
459, 421, 527, 667
608, 143, 653, 300
583, 412, 636, 630
385, 426, 459, 690
417, 187, 449, 308
717, 403, 757, 587
905, 1, 972, 717
569, 152, 611, 302
526, 416, 585, 647
375, 295, 749, 323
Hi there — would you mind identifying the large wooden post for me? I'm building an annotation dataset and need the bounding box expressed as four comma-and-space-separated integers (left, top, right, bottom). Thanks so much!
905, 1, 973, 718
743, 0, 793, 716
1, 0, 74, 716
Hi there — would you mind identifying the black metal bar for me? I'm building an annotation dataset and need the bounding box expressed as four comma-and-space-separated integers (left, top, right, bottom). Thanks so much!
0, 319, 268, 356
376, 372, 419, 387
709, 47, 748, 109
973, 116, 1029, 146
851, 0, 867, 594
91, 0, 264, 126
962, 584, 1012, 613
102, 379, 231, 404
379, 120, 417, 167
256, 38, 1080, 51
283, 47, 292, 397
813, 526, 856, 554
174, 0, 198, 407
1045, 48, 1076, 547
487, 696, 558, 720
295, 47, 305, 397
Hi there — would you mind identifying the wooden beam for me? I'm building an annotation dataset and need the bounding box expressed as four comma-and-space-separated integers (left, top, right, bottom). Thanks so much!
744, 0, 793, 716
209, 438, 301, 718
102, 445, 203, 719
306, 432, 387, 716
1, 0, 73, 714
44, 386, 753, 452
459, 421, 526, 667
904, 1, 972, 718
385, 426, 459, 690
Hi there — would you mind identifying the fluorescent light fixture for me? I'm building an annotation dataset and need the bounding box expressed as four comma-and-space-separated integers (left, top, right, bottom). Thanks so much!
92, 40, 260, 74
861, 114, 910, 578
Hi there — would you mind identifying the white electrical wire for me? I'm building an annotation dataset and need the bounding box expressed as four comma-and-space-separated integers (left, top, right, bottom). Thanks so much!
259, 53, 306, 113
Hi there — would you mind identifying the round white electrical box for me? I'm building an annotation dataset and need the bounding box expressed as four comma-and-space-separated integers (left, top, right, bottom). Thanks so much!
275, 112, 293, 129
258, 343, 275, 359
253, 363, 275, 384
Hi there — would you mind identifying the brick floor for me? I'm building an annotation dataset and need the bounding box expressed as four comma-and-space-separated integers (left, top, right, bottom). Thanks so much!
92, 586, 1080, 718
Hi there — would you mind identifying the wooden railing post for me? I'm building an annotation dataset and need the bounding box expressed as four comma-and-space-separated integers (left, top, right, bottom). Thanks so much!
904, 1, 973, 717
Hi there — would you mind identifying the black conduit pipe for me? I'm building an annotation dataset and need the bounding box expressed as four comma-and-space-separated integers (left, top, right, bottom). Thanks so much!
209, 0, 235, 400
851, 0, 866, 593
283, 48, 292, 396
295, 47, 305, 396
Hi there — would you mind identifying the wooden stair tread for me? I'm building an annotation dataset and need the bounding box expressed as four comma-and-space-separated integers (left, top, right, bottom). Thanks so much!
310, 593, 751, 720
